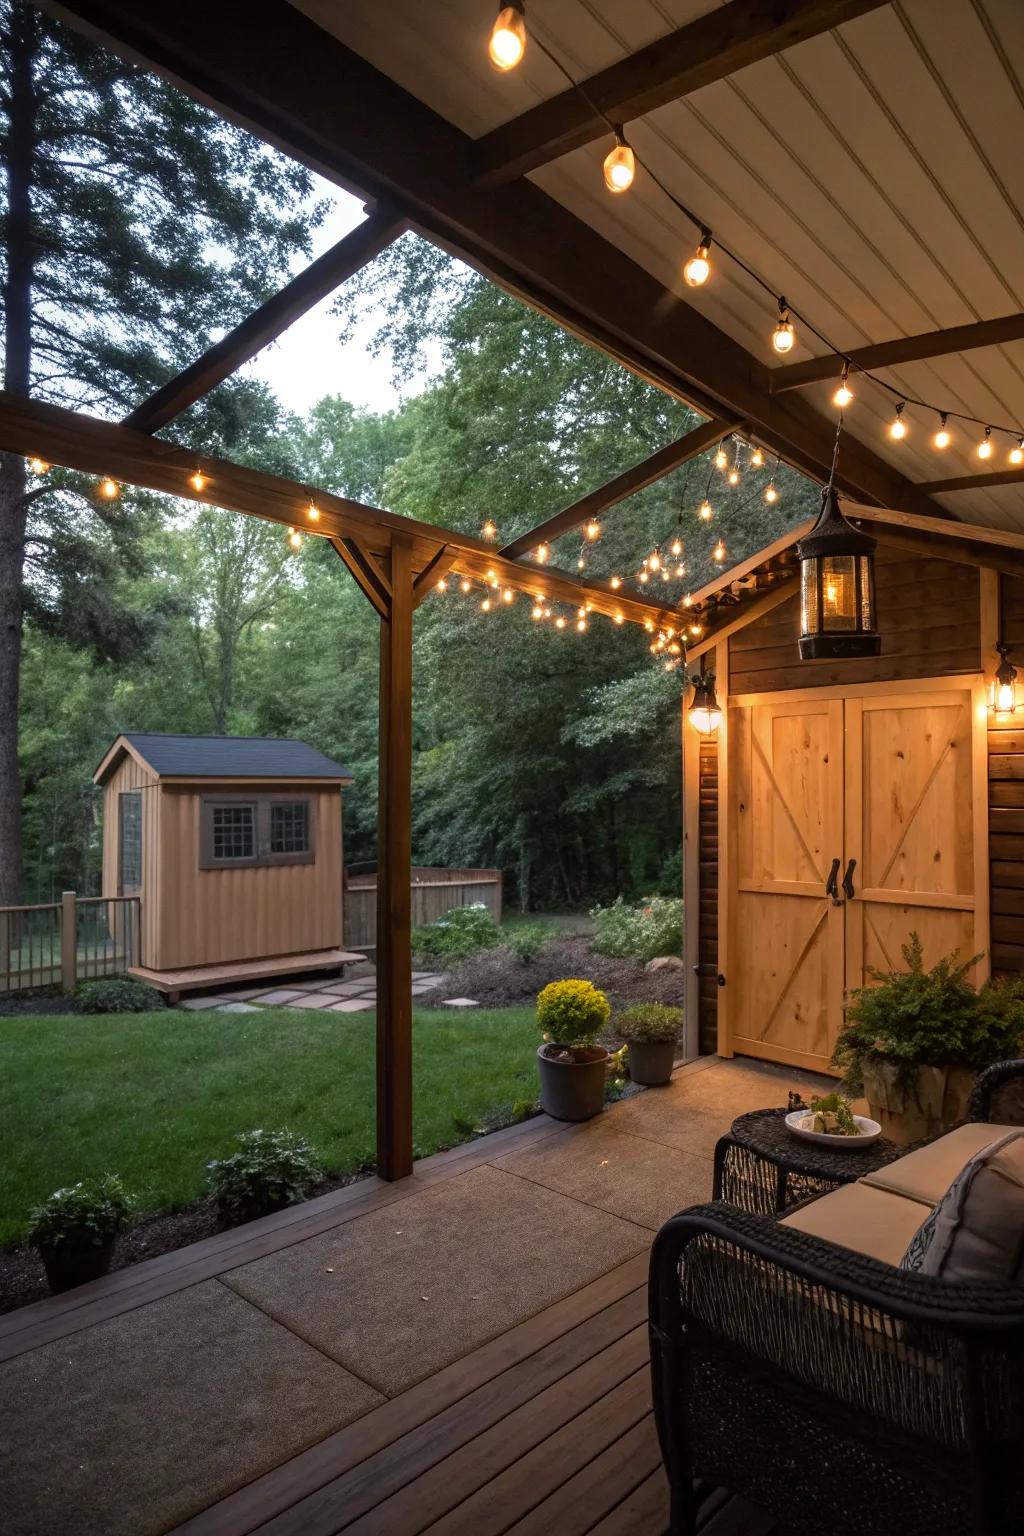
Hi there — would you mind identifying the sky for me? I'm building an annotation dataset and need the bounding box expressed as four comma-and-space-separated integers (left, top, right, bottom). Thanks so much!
243, 186, 442, 419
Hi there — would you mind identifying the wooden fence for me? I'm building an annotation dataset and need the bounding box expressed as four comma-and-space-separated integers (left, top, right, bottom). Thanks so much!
343, 867, 503, 953
0, 892, 141, 995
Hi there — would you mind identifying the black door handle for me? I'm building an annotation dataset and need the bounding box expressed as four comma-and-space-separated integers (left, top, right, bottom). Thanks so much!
842, 858, 857, 901
825, 857, 841, 904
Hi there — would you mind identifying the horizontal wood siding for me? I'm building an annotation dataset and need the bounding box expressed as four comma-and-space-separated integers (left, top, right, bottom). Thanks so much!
990, 575, 1024, 976
156, 783, 343, 970
728, 553, 980, 694
697, 735, 718, 1056
100, 752, 160, 967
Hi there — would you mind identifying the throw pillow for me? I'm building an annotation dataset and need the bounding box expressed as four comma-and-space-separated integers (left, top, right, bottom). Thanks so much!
901, 1128, 1024, 1285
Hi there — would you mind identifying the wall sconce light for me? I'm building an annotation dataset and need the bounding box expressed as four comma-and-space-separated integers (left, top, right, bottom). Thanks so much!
687, 668, 721, 734
990, 642, 1019, 716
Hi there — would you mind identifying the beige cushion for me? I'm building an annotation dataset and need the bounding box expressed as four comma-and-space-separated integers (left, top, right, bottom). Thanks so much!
901, 1130, 1024, 1284
780, 1182, 928, 1267
862, 1122, 1020, 1208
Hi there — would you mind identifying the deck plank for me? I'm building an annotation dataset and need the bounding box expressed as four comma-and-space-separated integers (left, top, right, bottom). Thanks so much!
505, 1412, 663, 1536
586, 1467, 670, 1535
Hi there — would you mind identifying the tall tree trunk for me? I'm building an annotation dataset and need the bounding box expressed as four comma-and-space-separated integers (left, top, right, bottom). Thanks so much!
0, 3, 37, 905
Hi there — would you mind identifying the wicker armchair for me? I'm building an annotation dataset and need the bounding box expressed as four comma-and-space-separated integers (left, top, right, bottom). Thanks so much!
649, 1060, 1024, 1536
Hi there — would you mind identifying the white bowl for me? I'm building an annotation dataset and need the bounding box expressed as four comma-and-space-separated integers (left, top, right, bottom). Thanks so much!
784, 1110, 882, 1147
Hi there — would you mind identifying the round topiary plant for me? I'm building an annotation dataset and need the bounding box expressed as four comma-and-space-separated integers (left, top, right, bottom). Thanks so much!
537, 979, 610, 1057
615, 1003, 683, 1044
535, 980, 611, 1123
207, 1128, 323, 1227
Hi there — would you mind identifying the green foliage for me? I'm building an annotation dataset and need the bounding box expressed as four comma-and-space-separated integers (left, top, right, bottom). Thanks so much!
590, 896, 683, 963
807, 1092, 858, 1136
616, 1003, 683, 1044
206, 1128, 323, 1226
28, 1173, 134, 1251
505, 925, 546, 964
412, 903, 500, 963
833, 934, 1024, 1093
537, 979, 610, 1051
77, 978, 164, 1014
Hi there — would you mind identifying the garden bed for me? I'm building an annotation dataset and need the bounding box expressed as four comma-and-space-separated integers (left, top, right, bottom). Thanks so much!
422, 933, 684, 1012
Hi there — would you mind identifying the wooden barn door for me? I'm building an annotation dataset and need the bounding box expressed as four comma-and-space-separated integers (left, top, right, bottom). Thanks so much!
727, 696, 846, 1072
844, 686, 989, 993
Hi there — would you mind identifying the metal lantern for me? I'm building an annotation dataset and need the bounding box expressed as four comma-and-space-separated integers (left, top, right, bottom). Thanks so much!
989, 642, 1020, 717
687, 669, 721, 734
795, 486, 880, 660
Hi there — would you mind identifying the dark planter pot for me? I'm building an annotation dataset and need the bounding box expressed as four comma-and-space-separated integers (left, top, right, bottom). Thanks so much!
38, 1240, 115, 1295
537, 1044, 609, 1122
627, 1038, 677, 1086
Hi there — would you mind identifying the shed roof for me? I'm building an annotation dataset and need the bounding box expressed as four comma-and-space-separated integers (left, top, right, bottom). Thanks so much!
94, 733, 353, 786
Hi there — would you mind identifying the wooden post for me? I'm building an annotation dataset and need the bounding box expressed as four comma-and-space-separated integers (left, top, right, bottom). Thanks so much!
61, 889, 77, 993
376, 534, 414, 1181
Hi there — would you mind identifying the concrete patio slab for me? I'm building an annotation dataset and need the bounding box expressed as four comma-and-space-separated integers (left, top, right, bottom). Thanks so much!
495, 1118, 713, 1230
322, 979, 374, 995
284, 992, 336, 1009
0, 1280, 383, 1536
254, 989, 307, 1006
223, 1162, 649, 1396
329, 998, 374, 1012
178, 995, 225, 1010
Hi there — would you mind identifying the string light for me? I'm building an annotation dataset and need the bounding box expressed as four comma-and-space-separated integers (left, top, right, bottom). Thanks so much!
27, 457, 49, 475
649, 552, 660, 570
502, 587, 515, 604
585, 519, 601, 540
99, 477, 120, 500
683, 230, 712, 287
488, 2, 526, 70
638, 570, 649, 583
481, 519, 497, 540
603, 130, 635, 194
436, 579, 448, 592
714, 447, 728, 470
576, 617, 588, 632
670, 538, 683, 556
889, 403, 907, 441
772, 300, 795, 354
712, 539, 726, 562
190, 468, 206, 492
535, 543, 549, 562
481, 596, 492, 612
555, 615, 567, 629
306, 500, 321, 522
610, 575, 622, 588
765, 483, 778, 503
933, 413, 952, 450
833, 365, 853, 409
577, 555, 585, 569
531, 603, 544, 620
727, 466, 740, 486
613, 613, 624, 625
699, 500, 713, 520
460, 578, 472, 594
1011, 438, 1024, 466
287, 527, 302, 551
977, 427, 994, 460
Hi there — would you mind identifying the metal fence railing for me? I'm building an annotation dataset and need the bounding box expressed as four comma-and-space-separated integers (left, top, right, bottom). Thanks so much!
0, 892, 141, 995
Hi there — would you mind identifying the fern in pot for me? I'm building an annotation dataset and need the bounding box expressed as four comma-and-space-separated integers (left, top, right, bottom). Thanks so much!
832, 934, 1024, 1143
29, 1175, 134, 1294
617, 1004, 683, 1086
536, 980, 610, 1122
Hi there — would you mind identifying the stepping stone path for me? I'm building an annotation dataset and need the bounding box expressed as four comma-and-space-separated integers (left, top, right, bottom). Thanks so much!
172, 969, 468, 1013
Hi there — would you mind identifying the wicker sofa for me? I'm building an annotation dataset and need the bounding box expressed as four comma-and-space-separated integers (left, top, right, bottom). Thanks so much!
649, 1061, 1024, 1536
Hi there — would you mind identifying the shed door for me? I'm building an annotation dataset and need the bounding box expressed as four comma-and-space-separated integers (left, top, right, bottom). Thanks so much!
728, 696, 846, 1072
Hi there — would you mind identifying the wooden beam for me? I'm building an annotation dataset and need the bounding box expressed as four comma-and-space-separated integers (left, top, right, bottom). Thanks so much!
771, 313, 1024, 392
685, 518, 813, 609
40, 0, 937, 518
853, 524, 1024, 581
125, 212, 404, 432
686, 579, 800, 660
473, 0, 889, 186
0, 391, 681, 630
412, 543, 458, 607
376, 535, 414, 1181
332, 536, 391, 619
847, 502, 1024, 554
499, 418, 737, 561
913, 467, 1024, 495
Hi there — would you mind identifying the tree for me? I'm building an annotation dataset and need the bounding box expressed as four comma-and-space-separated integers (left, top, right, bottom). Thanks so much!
0, 0, 319, 899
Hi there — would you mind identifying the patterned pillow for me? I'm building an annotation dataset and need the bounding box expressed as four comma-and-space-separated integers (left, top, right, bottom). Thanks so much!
901, 1129, 1024, 1284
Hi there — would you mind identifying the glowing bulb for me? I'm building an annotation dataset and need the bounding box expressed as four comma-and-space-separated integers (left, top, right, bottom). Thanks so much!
671, 539, 683, 557
977, 427, 993, 460
889, 403, 907, 441
460, 579, 472, 593
436, 579, 448, 592
689, 622, 703, 637
833, 370, 853, 409
750, 447, 764, 467
577, 556, 585, 570
287, 527, 302, 551
614, 613, 624, 625
683, 233, 711, 288
933, 413, 951, 450
481, 597, 492, 612
713, 540, 726, 562
644, 620, 655, 633
765, 483, 778, 504
661, 569, 670, 581
997, 681, 1016, 712
649, 552, 660, 570
306, 500, 320, 521
1011, 438, 1024, 466
535, 543, 549, 562
481, 520, 497, 540
502, 588, 514, 604
485, 568, 497, 583
772, 301, 795, 354
683, 595, 692, 607
99, 477, 120, 500
576, 618, 587, 632
531, 604, 543, 620
825, 581, 838, 603
555, 615, 567, 630
675, 564, 685, 578
585, 519, 601, 540
27, 456, 49, 475
610, 575, 621, 589
603, 133, 635, 194
728, 468, 739, 485
714, 448, 728, 470
190, 468, 206, 492
699, 500, 713, 520
639, 571, 650, 584
488, 3, 525, 70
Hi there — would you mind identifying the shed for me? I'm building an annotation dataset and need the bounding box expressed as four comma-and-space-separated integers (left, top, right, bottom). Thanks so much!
683, 505, 1024, 1076
93, 733, 357, 995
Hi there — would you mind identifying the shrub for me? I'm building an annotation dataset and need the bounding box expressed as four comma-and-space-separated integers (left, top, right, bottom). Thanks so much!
589, 896, 683, 964
412, 903, 500, 964
616, 1003, 683, 1044
505, 924, 546, 964
833, 934, 1024, 1094
207, 1129, 323, 1226
77, 977, 164, 1014
29, 1174, 134, 1251
537, 979, 610, 1054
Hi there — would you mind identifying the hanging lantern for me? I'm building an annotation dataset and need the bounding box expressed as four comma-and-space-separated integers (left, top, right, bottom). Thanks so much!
989, 643, 1020, 716
687, 668, 721, 734
796, 485, 879, 660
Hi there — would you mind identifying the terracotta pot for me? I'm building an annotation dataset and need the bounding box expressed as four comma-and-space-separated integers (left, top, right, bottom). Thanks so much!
862, 1061, 977, 1145
626, 1038, 677, 1086
537, 1044, 609, 1121
38, 1240, 115, 1295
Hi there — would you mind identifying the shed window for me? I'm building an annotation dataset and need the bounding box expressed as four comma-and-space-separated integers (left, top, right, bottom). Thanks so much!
212, 804, 256, 862
118, 792, 142, 891
270, 801, 309, 855
200, 795, 315, 869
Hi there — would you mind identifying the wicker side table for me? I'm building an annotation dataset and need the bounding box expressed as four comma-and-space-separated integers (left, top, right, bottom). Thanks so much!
713, 1107, 903, 1217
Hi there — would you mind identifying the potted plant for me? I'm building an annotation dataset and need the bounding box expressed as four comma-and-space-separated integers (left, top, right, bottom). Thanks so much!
833, 934, 1024, 1144
536, 979, 611, 1121
617, 1003, 683, 1086
29, 1174, 134, 1294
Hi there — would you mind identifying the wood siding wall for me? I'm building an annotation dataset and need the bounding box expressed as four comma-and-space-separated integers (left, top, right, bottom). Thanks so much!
100, 752, 161, 967
696, 736, 719, 1056
989, 574, 1024, 976
156, 784, 343, 970
728, 551, 980, 694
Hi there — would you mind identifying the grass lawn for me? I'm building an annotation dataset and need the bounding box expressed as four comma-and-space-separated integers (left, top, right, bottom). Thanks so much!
0, 1005, 539, 1245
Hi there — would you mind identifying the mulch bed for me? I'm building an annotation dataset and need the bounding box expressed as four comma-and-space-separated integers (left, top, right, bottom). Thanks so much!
420, 934, 684, 1013
0, 992, 81, 1016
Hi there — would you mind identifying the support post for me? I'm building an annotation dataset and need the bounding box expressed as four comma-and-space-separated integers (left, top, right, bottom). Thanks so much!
61, 889, 76, 993
376, 535, 414, 1180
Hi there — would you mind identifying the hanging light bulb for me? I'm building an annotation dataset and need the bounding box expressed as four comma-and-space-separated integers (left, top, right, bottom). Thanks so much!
189, 468, 206, 493
460, 578, 472, 594
99, 477, 120, 500
712, 539, 726, 562
1010, 437, 1024, 466
649, 552, 660, 570
481, 519, 497, 540
699, 499, 713, 520
750, 446, 764, 468
613, 612, 624, 625
27, 456, 49, 475
610, 575, 622, 589
481, 596, 492, 612
687, 670, 722, 734
306, 500, 320, 522
765, 483, 778, 503
833, 365, 853, 409
502, 588, 514, 604
889, 402, 907, 441
676, 563, 685, 577
728, 467, 740, 486
555, 615, 567, 630
436, 579, 448, 592
714, 447, 728, 470
638, 570, 650, 584
488, 2, 526, 71
661, 568, 671, 581
683, 229, 712, 287
577, 555, 585, 570
531, 603, 544, 620
287, 527, 303, 551
772, 299, 795, 354
670, 538, 683, 557
933, 413, 952, 450
977, 427, 994, 460
535, 542, 549, 563
603, 130, 635, 194
576, 617, 588, 632
585, 519, 601, 540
